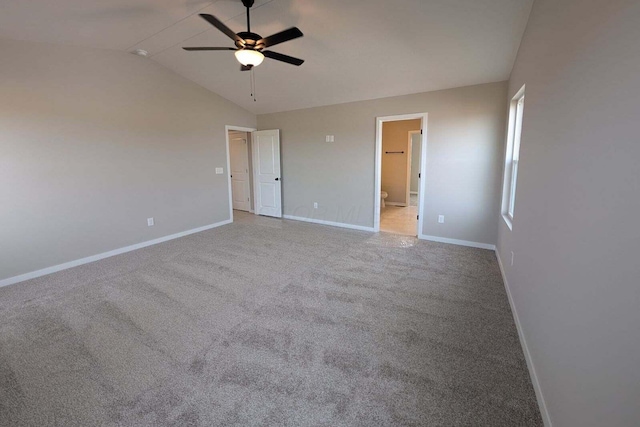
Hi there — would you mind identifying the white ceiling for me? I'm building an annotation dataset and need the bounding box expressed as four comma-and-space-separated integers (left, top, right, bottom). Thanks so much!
0, 0, 533, 114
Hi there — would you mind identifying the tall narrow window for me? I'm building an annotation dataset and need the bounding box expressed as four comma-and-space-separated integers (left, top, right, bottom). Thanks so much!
502, 85, 525, 228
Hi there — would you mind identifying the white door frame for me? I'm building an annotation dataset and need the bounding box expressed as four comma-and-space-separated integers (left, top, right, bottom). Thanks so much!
374, 113, 428, 234
225, 125, 257, 223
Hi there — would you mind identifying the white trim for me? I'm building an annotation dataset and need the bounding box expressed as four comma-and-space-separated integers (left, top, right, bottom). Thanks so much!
225, 125, 257, 133
0, 219, 233, 288
283, 215, 375, 232
410, 191, 418, 195
500, 85, 525, 230
225, 134, 234, 220
502, 213, 514, 230
375, 113, 428, 235
496, 251, 552, 427
417, 123, 427, 237
375, 120, 382, 230
385, 202, 407, 207
225, 125, 257, 222
418, 234, 496, 250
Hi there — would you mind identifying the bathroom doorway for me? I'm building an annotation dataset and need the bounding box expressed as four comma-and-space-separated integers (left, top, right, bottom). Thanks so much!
374, 113, 428, 236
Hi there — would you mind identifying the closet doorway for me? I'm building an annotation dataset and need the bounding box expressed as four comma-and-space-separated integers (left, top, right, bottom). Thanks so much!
226, 126, 256, 219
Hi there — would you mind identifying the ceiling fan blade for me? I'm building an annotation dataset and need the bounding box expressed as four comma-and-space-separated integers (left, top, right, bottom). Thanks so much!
263, 50, 304, 66
258, 27, 303, 48
183, 47, 236, 51
240, 64, 253, 71
199, 14, 243, 44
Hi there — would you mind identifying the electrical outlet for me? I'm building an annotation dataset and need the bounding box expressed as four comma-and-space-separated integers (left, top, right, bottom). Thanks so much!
215, 167, 224, 174
147, 217, 154, 227
511, 251, 515, 266
438, 215, 445, 224
314, 202, 318, 209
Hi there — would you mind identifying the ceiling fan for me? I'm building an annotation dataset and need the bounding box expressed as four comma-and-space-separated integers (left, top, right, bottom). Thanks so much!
183, 0, 304, 71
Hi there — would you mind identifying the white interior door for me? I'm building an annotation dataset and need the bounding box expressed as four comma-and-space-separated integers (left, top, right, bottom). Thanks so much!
410, 131, 422, 235
252, 129, 282, 217
229, 135, 251, 212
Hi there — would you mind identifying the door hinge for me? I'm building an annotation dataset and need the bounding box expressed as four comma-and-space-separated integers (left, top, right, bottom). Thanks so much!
418, 173, 421, 178
417, 215, 419, 220
420, 129, 423, 134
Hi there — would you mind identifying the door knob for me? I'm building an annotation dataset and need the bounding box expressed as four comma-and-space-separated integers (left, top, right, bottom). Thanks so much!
275, 177, 279, 181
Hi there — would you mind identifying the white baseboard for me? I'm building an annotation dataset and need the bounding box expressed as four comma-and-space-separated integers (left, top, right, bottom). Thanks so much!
385, 202, 407, 207
496, 251, 552, 427
418, 234, 496, 250
410, 191, 418, 195
0, 219, 233, 288
283, 215, 375, 232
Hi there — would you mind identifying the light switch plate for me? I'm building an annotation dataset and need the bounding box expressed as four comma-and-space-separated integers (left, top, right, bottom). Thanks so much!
215, 167, 224, 174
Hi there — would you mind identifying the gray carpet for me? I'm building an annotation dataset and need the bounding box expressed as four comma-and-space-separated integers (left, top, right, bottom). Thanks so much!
0, 212, 542, 426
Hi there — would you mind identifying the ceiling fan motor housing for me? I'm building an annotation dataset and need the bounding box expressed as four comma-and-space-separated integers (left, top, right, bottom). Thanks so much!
236, 32, 263, 50
241, 0, 255, 8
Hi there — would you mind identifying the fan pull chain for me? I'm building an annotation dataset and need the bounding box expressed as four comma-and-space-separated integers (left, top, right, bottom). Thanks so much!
250, 68, 257, 102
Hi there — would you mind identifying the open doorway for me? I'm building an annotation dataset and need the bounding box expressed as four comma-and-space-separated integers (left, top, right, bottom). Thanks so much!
225, 125, 256, 221
374, 114, 428, 236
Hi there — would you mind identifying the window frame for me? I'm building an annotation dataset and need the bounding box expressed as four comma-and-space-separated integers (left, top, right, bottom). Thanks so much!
502, 85, 526, 229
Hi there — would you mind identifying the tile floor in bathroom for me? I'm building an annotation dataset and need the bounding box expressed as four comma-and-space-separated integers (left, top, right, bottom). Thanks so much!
380, 194, 418, 236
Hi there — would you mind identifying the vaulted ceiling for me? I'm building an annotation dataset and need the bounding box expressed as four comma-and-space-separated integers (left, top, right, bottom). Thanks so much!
0, 0, 533, 114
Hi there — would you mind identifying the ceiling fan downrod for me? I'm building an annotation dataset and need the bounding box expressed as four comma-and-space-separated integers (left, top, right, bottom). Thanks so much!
243, 0, 254, 32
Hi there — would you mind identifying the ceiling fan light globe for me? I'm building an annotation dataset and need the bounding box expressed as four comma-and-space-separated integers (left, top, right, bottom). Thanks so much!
235, 49, 264, 67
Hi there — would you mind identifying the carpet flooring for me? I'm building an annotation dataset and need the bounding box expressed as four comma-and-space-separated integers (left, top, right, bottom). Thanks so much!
0, 212, 542, 426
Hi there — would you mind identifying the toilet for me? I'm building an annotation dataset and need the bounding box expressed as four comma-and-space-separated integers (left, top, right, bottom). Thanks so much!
380, 191, 388, 208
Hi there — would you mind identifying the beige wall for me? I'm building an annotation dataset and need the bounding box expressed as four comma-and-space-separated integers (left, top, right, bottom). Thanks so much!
381, 119, 421, 204
258, 82, 507, 244
497, 0, 640, 425
0, 38, 256, 282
